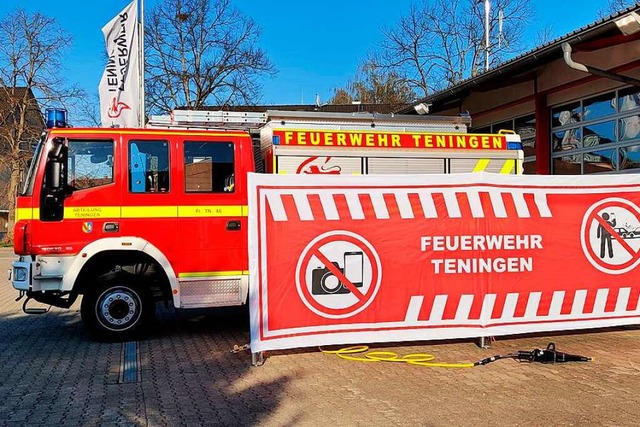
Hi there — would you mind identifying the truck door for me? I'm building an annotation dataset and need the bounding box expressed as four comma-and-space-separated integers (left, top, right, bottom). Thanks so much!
175, 136, 247, 278
121, 136, 178, 264
33, 134, 122, 255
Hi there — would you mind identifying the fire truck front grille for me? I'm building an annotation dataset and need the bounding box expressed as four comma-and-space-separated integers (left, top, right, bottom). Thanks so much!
179, 278, 243, 308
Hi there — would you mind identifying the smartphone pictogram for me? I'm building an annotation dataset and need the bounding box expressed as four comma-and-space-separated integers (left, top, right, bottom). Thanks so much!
344, 251, 364, 287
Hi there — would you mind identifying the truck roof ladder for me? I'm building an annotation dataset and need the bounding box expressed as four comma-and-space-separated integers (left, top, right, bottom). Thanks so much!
147, 110, 268, 131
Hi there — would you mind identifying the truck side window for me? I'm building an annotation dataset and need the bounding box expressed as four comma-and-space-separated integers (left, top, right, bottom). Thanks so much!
184, 141, 235, 193
68, 140, 114, 190
128, 140, 170, 193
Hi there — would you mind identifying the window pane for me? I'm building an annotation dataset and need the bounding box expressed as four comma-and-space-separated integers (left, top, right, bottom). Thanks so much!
619, 114, 640, 141
620, 146, 640, 170
618, 87, 640, 113
583, 121, 615, 146
584, 148, 615, 174
129, 140, 170, 193
552, 102, 581, 128
184, 141, 235, 193
492, 120, 513, 133
552, 129, 582, 152
515, 115, 535, 158
552, 155, 581, 174
472, 126, 491, 134
68, 140, 114, 190
583, 92, 615, 121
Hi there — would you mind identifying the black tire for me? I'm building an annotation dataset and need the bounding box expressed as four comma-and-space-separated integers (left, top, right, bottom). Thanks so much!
81, 274, 154, 341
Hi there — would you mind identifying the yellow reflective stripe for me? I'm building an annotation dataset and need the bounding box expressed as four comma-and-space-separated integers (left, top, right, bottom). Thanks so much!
16, 208, 34, 221
18, 205, 248, 220
65, 206, 121, 219
500, 160, 515, 174
121, 206, 178, 218
178, 205, 245, 217
179, 270, 249, 278
473, 159, 490, 172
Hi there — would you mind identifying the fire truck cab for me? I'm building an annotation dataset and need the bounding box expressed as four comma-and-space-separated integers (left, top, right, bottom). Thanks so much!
10, 109, 523, 339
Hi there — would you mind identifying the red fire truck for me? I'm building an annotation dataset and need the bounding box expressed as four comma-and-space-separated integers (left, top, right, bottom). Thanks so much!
10, 109, 523, 339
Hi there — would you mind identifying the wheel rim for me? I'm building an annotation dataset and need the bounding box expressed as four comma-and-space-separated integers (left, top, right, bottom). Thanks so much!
95, 286, 142, 332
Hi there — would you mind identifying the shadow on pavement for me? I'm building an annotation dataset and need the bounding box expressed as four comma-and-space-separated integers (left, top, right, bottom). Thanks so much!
0, 297, 294, 426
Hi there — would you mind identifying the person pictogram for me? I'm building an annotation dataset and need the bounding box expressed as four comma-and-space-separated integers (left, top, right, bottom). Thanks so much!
597, 212, 616, 258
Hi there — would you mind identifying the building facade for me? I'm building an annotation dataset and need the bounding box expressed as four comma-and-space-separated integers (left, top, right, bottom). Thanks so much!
401, 6, 640, 176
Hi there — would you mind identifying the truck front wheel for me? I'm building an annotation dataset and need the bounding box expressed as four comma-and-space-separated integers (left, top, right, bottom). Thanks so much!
81, 275, 154, 340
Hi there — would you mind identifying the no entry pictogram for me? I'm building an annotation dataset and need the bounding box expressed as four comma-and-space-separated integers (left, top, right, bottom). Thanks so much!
581, 197, 640, 274
295, 230, 382, 319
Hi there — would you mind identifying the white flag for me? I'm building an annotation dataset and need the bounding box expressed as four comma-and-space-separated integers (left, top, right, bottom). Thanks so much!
99, 1, 140, 128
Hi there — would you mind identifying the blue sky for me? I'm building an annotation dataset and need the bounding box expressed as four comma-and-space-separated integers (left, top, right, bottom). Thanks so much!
0, 0, 619, 107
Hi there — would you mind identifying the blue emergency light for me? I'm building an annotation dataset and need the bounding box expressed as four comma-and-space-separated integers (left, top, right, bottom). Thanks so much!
507, 141, 523, 150
46, 108, 68, 128
272, 135, 280, 145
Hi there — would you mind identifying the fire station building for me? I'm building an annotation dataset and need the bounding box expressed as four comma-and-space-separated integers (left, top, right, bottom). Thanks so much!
401, 6, 640, 176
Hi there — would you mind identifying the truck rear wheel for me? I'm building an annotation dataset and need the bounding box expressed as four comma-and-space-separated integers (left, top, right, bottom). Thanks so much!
81, 275, 154, 340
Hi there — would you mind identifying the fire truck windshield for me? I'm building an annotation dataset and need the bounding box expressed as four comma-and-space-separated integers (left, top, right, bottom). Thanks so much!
20, 134, 46, 196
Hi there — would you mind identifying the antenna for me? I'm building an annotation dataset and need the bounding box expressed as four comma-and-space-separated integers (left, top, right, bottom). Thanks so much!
498, 9, 504, 49
484, 0, 490, 71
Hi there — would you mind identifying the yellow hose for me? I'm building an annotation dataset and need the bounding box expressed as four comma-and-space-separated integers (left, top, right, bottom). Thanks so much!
320, 345, 475, 368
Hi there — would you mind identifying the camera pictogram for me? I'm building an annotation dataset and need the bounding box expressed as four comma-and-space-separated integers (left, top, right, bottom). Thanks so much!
311, 251, 364, 295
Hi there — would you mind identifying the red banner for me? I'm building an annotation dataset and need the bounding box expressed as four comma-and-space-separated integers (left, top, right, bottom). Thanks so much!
248, 173, 640, 352
272, 129, 512, 150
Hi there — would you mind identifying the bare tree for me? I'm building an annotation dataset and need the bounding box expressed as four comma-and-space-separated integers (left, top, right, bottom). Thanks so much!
329, 57, 416, 108
598, 0, 639, 18
0, 9, 83, 242
145, 0, 276, 114
374, 0, 533, 99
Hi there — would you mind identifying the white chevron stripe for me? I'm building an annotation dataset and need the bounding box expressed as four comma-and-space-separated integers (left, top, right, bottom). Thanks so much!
572, 290, 588, 315
480, 294, 497, 324
524, 292, 542, 319
549, 291, 565, 317
502, 293, 519, 319
443, 192, 461, 218
534, 192, 552, 217
615, 288, 631, 313
430, 295, 448, 321
593, 288, 609, 314
370, 192, 390, 219
293, 193, 313, 220
466, 191, 484, 218
511, 192, 531, 218
489, 191, 507, 218
418, 192, 438, 218
345, 193, 365, 220
455, 295, 474, 321
395, 192, 415, 219
405, 296, 424, 322
319, 193, 340, 220
266, 192, 287, 221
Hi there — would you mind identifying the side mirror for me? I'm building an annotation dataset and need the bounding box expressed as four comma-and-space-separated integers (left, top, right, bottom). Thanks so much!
45, 160, 62, 190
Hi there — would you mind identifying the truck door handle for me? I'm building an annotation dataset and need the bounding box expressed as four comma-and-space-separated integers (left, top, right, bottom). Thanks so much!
226, 220, 241, 231
103, 222, 119, 233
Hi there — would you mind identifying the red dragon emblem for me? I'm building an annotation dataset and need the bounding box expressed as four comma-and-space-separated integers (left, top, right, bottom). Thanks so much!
296, 156, 342, 174
107, 97, 131, 118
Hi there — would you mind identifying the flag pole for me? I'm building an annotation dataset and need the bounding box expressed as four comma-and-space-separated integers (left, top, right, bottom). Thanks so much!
139, 0, 145, 127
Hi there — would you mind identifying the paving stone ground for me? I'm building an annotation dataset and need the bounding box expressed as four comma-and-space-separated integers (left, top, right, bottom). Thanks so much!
1, 247, 640, 426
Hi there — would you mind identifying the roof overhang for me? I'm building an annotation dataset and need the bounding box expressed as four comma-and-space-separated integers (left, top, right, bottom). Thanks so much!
398, 6, 640, 114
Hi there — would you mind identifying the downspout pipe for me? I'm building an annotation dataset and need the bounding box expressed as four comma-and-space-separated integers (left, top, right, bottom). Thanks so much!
562, 42, 640, 87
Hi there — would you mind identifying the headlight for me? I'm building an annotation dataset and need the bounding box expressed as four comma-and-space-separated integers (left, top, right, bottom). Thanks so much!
14, 267, 28, 282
